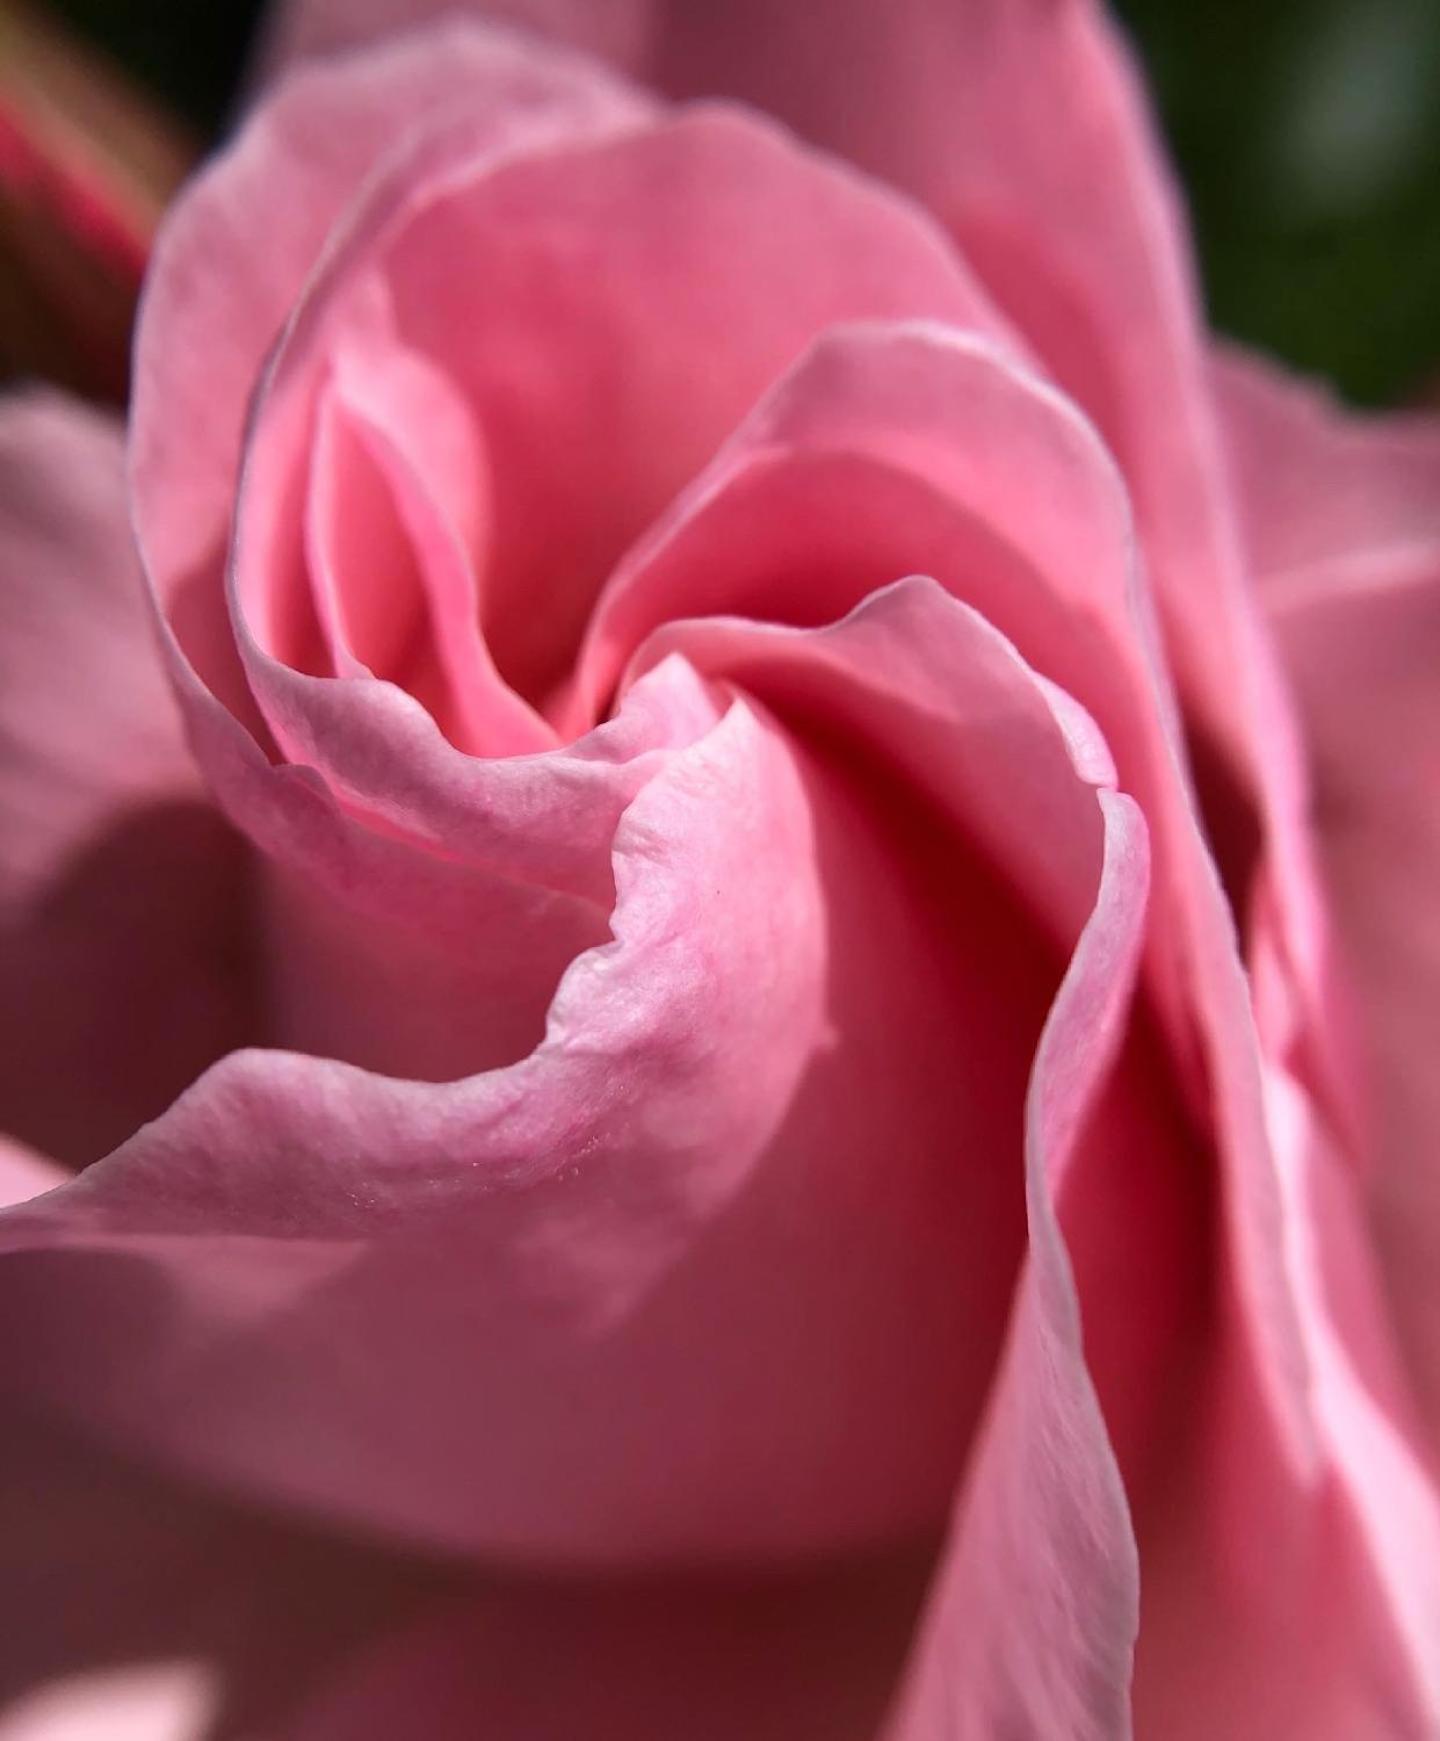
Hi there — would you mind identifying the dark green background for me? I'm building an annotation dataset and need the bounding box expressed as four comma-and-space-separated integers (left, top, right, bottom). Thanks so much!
48, 0, 1440, 404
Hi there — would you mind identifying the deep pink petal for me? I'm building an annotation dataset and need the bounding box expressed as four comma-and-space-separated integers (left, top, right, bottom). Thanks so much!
885, 789, 1147, 1740
281, 1554, 930, 1741
0, 392, 252, 1167
0, 1411, 455, 1741
0, 581, 1117, 1565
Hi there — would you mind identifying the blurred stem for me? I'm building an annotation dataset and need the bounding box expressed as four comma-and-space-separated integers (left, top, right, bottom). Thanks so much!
0, 0, 195, 399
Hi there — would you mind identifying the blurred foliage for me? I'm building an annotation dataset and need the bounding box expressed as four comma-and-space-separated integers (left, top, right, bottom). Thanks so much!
39, 0, 1440, 404
1115, 0, 1440, 402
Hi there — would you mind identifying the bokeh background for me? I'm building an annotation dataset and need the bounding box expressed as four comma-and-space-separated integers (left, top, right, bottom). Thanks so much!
20, 0, 1440, 403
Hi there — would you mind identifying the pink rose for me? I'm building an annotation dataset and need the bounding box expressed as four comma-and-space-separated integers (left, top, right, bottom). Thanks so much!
2, 4, 1438, 1736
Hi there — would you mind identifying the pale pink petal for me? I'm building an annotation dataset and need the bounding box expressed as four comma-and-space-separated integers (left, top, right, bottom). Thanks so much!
1214, 346, 1440, 1454
1214, 342, 1440, 584
255, 0, 650, 79
0, 1134, 65, 1211
130, 22, 687, 1087
1276, 559, 1440, 1447
261, 0, 1308, 921
0, 582, 1122, 1565
133, 27, 1008, 1084
585, 322, 1315, 1497
0, 1665, 216, 1741
0, 392, 252, 1167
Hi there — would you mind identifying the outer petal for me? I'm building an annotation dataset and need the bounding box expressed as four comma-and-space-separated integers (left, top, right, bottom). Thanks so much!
0, 581, 1123, 1565
1134, 343, 1440, 1736
255, 0, 651, 77
260, 0, 1310, 933
0, 393, 251, 1168
133, 25, 1007, 1083
1213, 343, 1440, 583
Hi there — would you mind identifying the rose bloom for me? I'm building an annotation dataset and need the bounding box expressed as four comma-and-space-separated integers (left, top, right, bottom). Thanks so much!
2, 1, 1438, 1736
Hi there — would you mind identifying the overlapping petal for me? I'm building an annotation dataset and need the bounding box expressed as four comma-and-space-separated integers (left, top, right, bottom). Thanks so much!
0, 578, 1129, 1571
260, 0, 1316, 946
0, 1412, 453, 1741
1217, 346, 1440, 1459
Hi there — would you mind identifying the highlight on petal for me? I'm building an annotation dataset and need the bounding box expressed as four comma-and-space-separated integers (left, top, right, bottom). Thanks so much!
0, 391, 252, 1168
0, 1665, 216, 1741
0, 581, 1133, 1567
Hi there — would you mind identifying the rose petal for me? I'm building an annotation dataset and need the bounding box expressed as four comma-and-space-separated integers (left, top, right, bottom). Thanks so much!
281, 1553, 930, 1741
1213, 346, 1440, 1447
885, 788, 1147, 1741
0, 1411, 453, 1741
1134, 1058, 1440, 1738
0, 392, 252, 1167
0, 581, 1119, 1564
1214, 342, 1440, 584
133, 21, 648, 678
225, 80, 1007, 806
135, 33, 724, 1082
259, 0, 1310, 925
134, 26, 1009, 1084
587, 321, 1314, 1499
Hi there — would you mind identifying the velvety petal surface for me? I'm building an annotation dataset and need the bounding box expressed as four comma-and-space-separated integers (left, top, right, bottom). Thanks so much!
133, 24, 1009, 1085
0, 392, 253, 1168
260, 0, 1313, 937
0, 581, 1121, 1566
